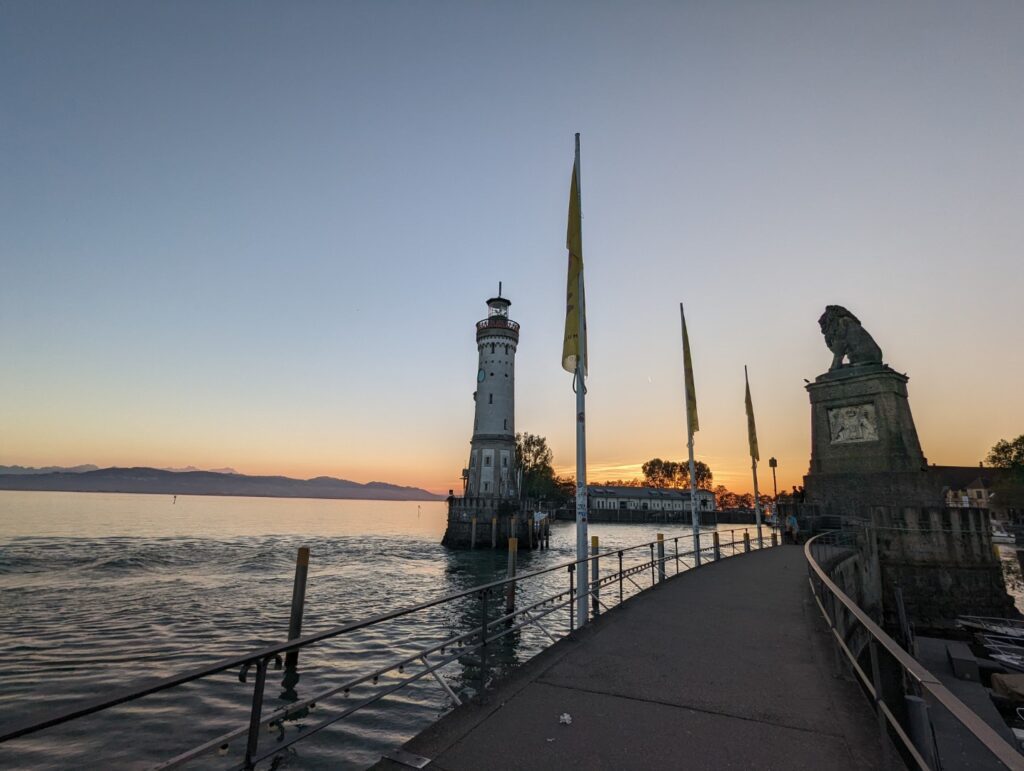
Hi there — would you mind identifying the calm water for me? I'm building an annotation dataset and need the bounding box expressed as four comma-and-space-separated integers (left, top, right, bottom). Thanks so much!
0, 491, 741, 769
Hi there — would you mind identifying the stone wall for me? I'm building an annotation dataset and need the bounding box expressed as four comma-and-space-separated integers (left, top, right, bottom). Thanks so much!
866, 506, 1015, 631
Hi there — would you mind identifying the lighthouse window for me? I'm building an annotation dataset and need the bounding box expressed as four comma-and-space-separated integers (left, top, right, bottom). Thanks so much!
489, 393, 493, 404
485, 456, 491, 466
503, 419, 507, 430
490, 344, 495, 353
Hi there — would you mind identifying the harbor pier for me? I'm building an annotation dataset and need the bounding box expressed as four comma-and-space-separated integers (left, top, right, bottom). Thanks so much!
380, 546, 885, 770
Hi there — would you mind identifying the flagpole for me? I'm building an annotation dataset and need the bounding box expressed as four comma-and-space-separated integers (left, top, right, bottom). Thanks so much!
574, 133, 589, 629
745, 365, 763, 548
681, 304, 701, 566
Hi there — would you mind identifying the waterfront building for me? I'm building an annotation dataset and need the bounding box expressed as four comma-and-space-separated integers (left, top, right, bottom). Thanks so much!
581, 485, 716, 523
443, 291, 533, 548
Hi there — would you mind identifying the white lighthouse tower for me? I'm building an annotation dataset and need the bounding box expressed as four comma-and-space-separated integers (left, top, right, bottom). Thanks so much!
443, 288, 525, 548
465, 291, 519, 499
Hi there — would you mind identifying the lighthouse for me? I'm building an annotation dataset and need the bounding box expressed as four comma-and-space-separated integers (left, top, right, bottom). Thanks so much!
465, 292, 518, 498
443, 289, 533, 549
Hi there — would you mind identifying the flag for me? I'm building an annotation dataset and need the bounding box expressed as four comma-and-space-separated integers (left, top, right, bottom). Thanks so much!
745, 365, 759, 462
680, 303, 699, 433
562, 143, 587, 375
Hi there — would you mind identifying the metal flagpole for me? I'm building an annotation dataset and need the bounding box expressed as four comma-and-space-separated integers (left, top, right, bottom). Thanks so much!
681, 304, 701, 567
574, 133, 589, 630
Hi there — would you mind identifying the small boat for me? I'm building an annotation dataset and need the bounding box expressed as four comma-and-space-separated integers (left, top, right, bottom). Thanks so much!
992, 521, 1015, 545
958, 616, 1024, 640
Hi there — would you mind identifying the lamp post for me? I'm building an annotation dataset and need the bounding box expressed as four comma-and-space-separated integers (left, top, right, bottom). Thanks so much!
768, 457, 778, 530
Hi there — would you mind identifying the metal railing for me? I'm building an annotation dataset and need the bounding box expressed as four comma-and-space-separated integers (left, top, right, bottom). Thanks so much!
0, 526, 776, 769
804, 530, 1024, 770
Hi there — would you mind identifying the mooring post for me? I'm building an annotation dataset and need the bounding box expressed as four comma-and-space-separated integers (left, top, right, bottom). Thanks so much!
657, 533, 666, 581
771, 531, 778, 547
712, 531, 721, 561
491, 516, 497, 549
743, 531, 751, 553
505, 537, 517, 616
527, 514, 534, 549
285, 547, 310, 670
590, 535, 600, 617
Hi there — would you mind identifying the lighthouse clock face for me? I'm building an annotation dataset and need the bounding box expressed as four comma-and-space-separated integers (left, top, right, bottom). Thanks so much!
477, 368, 486, 382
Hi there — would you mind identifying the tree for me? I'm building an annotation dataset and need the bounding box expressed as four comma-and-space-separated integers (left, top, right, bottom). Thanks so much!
988, 436, 1024, 469
642, 458, 713, 490
988, 435, 1024, 510
714, 485, 739, 509
516, 432, 563, 503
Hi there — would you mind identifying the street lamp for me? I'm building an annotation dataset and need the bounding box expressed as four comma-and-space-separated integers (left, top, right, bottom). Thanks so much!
768, 457, 778, 528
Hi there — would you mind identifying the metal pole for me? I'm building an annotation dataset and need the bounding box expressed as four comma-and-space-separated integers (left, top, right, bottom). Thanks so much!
649, 543, 655, 586
478, 589, 489, 699
591, 536, 600, 617
568, 564, 575, 632
285, 547, 309, 670
869, 640, 893, 768
657, 533, 666, 581
573, 133, 589, 630
505, 537, 517, 616
618, 550, 624, 604
243, 658, 269, 769
752, 457, 763, 548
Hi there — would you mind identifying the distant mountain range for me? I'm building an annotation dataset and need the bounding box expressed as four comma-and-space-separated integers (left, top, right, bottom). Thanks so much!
0, 464, 100, 475
0, 467, 442, 501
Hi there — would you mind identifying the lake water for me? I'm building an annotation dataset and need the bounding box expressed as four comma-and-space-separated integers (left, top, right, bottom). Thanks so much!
0, 491, 745, 769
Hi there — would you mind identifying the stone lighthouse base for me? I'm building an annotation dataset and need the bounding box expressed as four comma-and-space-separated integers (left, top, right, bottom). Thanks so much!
443, 495, 546, 550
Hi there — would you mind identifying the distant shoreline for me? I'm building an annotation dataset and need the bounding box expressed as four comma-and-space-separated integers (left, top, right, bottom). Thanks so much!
0, 488, 443, 504
0, 466, 443, 502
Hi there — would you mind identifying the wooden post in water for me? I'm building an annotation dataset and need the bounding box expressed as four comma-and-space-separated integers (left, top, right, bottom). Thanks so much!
527, 513, 534, 550
470, 517, 477, 549
743, 531, 751, 553
712, 531, 721, 561
285, 547, 309, 669
505, 537, 517, 615
590, 535, 600, 617
491, 516, 497, 549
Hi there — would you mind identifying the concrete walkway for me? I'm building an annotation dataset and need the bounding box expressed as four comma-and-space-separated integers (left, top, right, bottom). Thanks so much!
383, 546, 886, 770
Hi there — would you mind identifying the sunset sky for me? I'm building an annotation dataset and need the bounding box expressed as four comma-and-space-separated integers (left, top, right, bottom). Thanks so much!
2, 2, 1022, 495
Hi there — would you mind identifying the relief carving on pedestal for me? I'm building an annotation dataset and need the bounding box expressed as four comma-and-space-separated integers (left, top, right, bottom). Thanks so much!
828, 404, 879, 444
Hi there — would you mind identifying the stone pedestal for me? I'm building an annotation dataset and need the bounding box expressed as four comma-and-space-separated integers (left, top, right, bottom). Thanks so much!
803, 364, 940, 518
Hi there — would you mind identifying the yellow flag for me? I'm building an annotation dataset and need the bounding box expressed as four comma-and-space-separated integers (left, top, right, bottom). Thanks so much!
680, 303, 699, 433
562, 146, 587, 375
745, 365, 759, 461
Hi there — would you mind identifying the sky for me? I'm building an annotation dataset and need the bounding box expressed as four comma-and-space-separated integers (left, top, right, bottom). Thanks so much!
2, 1, 1022, 495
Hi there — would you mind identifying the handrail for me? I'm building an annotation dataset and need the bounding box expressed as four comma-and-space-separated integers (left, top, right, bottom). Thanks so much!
0, 524, 770, 765
803, 531, 1024, 770
0, 526, 765, 748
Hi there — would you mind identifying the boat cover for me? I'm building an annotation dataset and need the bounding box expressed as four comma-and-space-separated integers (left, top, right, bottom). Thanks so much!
991, 673, 1024, 701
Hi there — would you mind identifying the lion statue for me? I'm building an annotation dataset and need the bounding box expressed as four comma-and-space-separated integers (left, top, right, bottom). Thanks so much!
818, 305, 883, 371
